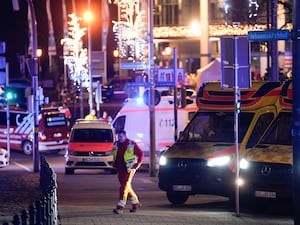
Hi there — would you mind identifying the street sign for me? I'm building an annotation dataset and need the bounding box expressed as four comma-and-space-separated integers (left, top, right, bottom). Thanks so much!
248, 29, 290, 41
221, 36, 251, 89
127, 82, 149, 87
120, 62, 148, 70
157, 68, 185, 83
0, 42, 6, 85
156, 81, 174, 87
91, 51, 105, 78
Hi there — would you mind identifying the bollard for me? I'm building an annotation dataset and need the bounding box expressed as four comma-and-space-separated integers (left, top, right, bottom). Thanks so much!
20, 210, 27, 225
28, 204, 35, 225
12, 214, 20, 225
35, 200, 42, 225
4, 156, 58, 225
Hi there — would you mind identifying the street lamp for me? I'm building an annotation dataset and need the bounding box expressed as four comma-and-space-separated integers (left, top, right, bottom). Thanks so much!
113, 49, 119, 76
84, 2, 93, 112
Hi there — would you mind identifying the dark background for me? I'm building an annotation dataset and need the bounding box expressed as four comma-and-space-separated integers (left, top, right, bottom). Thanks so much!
0, 0, 117, 101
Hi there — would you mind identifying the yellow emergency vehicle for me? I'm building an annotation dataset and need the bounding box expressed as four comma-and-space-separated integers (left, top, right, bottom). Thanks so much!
239, 79, 292, 201
158, 81, 282, 204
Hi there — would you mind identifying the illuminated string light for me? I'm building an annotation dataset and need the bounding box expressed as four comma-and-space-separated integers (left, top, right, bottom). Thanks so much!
61, 14, 88, 85
249, 0, 259, 19
109, 0, 148, 63
153, 23, 292, 38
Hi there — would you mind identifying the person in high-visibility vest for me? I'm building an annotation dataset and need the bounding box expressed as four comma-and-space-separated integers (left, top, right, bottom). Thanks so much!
112, 130, 144, 214
84, 109, 97, 120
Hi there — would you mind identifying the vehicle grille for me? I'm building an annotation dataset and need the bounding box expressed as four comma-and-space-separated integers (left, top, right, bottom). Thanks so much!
162, 158, 207, 173
75, 162, 107, 166
241, 161, 292, 186
73, 151, 110, 156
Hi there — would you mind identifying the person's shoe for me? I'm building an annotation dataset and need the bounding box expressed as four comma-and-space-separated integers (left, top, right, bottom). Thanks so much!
129, 203, 141, 213
113, 208, 124, 214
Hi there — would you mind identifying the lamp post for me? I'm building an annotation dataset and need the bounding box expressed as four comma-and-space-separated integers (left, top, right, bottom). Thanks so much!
84, 1, 93, 113
27, 0, 39, 172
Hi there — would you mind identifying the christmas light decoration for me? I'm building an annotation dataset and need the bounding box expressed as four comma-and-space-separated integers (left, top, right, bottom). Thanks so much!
109, 0, 148, 63
153, 23, 292, 38
248, 0, 259, 19
61, 14, 88, 85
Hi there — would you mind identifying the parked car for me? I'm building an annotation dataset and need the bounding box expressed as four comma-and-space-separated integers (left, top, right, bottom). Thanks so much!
102, 77, 134, 102
101, 84, 114, 102
0, 148, 9, 168
64, 119, 116, 174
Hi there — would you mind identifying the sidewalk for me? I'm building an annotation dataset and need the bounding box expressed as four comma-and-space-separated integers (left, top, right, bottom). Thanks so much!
58, 206, 293, 225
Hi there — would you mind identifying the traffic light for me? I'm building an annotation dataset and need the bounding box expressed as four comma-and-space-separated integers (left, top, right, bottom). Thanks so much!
4, 87, 17, 102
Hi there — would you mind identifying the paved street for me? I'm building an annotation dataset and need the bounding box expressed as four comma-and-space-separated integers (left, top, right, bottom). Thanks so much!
1, 151, 294, 225
56, 171, 293, 225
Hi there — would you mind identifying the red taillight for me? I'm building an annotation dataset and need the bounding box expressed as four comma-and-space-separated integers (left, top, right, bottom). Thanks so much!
40, 134, 47, 141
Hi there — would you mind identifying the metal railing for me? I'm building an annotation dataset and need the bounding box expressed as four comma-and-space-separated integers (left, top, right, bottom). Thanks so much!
3, 155, 58, 225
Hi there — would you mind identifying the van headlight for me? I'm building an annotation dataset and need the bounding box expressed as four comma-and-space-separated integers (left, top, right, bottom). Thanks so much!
159, 155, 167, 166
239, 158, 249, 170
207, 156, 231, 167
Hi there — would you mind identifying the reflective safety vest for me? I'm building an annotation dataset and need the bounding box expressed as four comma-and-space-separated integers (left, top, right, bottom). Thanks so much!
113, 141, 137, 170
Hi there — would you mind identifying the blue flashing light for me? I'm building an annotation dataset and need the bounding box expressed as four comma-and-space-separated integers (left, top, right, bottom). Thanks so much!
135, 97, 144, 105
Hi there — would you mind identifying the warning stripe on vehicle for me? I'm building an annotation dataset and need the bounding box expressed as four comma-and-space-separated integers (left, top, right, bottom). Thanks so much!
69, 142, 114, 152
14, 113, 34, 135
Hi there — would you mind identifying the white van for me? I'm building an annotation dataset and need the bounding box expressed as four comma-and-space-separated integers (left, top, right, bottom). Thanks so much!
112, 94, 198, 165
64, 119, 116, 174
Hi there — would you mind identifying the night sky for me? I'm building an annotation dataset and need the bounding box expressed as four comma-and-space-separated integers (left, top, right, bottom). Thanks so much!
0, 0, 117, 84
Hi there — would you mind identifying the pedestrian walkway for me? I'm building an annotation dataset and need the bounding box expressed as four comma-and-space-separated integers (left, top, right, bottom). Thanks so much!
58, 207, 293, 225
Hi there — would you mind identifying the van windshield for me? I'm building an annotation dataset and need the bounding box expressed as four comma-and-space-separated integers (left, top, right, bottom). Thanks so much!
71, 129, 113, 143
260, 112, 292, 145
179, 112, 253, 143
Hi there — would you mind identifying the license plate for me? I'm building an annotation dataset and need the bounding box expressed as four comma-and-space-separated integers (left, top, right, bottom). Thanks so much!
172, 185, 192, 191
83, 158, 98, 162
53, 133, 62, 138
255, 191, 276, 199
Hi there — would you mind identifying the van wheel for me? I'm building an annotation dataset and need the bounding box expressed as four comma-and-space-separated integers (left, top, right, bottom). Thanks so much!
22, 141, 33, 155
166, 191, 188, 205
65, 168, 74, 175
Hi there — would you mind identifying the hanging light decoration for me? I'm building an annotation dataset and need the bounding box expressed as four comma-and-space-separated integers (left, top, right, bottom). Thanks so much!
61, 14, 88, 86
109, 0, 148, 63
248, 0, 259, 19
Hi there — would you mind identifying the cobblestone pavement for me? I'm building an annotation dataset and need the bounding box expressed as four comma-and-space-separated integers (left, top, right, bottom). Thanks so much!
0, 168, 41, 223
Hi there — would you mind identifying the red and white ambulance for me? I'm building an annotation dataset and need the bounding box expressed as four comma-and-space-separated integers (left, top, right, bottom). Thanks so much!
0, 107, 69, 155
112, 89, 198, 165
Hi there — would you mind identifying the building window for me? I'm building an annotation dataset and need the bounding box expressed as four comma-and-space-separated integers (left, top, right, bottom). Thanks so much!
160, 0, 179, 26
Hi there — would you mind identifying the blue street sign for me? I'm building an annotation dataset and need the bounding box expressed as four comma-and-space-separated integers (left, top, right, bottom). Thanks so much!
0, 42, 5, 54
127, 82, 149, 87
156, 81, 174, 87
120, 62, 148, 70
248, 29, 290, 41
